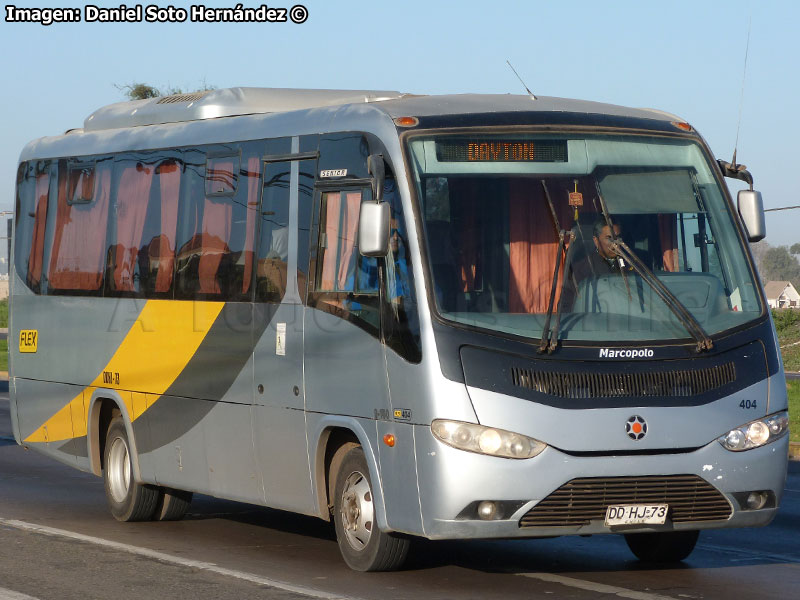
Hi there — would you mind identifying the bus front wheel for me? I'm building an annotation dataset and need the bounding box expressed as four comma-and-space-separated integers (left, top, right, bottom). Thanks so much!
624, 530, 699, 563
332, 445, 410, 571
103, 418, 160, 522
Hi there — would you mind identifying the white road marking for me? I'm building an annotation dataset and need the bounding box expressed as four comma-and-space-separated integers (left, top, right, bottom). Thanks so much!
518, 572, 680, 600
0, 518, 356, 600
697, 542, 800, 564
0, 587, 41, 600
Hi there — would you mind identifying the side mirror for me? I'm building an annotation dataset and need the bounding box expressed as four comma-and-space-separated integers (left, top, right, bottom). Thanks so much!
738, 189, 766, 242
367, 154, 385, 202
358, 201, 390, 257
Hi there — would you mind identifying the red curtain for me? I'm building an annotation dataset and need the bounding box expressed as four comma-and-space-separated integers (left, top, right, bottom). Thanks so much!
113, 163, 154, 291
320, 191, 361, 291
449, 180, 481, 292
48, 163, 112, 291
154, 161, 181, 293
508, 180, 573, 313
320, 192, 340, 290
198, 198, 232, 294
27, 173, 49, 287
658, 214, 679, 272
338, 192, 361, 289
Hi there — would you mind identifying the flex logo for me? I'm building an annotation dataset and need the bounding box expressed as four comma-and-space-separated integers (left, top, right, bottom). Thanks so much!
19, 329, 38, 353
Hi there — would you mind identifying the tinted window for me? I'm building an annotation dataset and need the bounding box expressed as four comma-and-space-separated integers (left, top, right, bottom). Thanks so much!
311, 188, 380, 333
48, 158, 112, 294
384, 176, 421, 361
175, 144, 260, 301
318, 190, 377, 293
255, 161, 290, 303
297, 158, 315, 300
14, 161, 50, 293
106, 153, 181, 297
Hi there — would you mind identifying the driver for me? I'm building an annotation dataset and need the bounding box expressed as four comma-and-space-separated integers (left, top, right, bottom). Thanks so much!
560, 218, 631, 309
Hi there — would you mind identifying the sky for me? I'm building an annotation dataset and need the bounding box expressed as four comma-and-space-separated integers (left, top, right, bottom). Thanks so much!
1, 0, 798, 261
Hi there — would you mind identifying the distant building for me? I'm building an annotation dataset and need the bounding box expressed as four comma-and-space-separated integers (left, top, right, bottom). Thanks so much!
764, 280, 800, 309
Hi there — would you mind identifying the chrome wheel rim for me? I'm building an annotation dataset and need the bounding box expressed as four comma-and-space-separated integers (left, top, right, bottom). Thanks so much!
340, 470, 374, 551
108, 436, 131, 503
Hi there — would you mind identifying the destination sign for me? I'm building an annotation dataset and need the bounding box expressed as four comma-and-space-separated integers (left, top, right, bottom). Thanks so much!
436, 139, 568, 162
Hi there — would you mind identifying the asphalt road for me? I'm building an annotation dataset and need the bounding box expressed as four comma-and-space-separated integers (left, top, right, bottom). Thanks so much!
1, 389, 800, 600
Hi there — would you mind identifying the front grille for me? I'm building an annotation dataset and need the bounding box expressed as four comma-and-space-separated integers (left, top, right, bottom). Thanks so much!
519, 475, 732, 528
511, 363, 736, 399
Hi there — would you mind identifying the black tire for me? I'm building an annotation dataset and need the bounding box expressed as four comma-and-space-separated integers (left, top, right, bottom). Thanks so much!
331, 446, 410, 571
103, 418, 159, 522
624, 530, 700, 563
153, 488, 193, 521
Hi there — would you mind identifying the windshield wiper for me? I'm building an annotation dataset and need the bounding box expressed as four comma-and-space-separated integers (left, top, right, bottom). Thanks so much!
595, 191, 714, 353
539, 181, 573, 354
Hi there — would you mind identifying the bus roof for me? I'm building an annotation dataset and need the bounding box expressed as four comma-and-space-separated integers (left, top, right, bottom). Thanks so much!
82, 87, 682, 133
18, 88, 688, 163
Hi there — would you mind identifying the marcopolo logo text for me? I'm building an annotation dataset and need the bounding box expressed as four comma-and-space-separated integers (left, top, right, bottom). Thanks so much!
599, 348, 654, 358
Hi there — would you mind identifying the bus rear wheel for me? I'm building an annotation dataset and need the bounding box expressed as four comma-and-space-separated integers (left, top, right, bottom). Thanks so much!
154, 488, 193, 521
103, 418, 159, 522
332, 446, 410, 571
624, 530, 699, 563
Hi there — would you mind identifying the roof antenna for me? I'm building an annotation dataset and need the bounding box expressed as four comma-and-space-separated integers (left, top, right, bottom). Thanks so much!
506, 60, 537, 100
731, 16, 752, 169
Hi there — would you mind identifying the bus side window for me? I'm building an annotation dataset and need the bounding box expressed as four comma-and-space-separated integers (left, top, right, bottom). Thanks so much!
14, 161, 50, 293
47, 159, 112, 295
174, 146, 258, 301
197, 155, 239, 298
255, 161, 290, 302
384, 177, 421, 362
310, 189, 380, 333
105, 155, 183, 298
148, 159, 181, 296
106, 157, 157, 297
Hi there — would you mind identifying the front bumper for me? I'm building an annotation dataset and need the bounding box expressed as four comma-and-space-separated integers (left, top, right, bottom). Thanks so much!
413, 424, 788, 540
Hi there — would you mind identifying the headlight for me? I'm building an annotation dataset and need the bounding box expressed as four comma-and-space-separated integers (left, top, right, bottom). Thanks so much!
718, 411, 789, 451
431, 420, 546, 459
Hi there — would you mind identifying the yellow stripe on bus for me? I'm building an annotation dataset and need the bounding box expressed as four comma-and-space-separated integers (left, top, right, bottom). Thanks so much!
24, 300, 225, 444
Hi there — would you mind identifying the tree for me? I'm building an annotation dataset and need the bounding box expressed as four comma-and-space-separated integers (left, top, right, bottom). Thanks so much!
749, 239, 771, 275
791, 243, 800, 255
761, 245, 800, 288
114, 83, 161, 100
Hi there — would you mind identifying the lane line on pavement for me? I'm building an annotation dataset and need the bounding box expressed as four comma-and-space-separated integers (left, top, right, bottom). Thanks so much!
517, 572, 680, 600
696, 542, 800, 564
0, 518, 357, 600
0, 587, 41, 600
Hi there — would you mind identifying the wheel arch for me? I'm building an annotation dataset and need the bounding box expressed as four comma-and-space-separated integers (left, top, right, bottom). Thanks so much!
86, 389, 142, 481
310, 416, 389, 531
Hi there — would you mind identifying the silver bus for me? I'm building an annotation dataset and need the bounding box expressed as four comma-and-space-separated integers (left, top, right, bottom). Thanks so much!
10, 88, 788, 571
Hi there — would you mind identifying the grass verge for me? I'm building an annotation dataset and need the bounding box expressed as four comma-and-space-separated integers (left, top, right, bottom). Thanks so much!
789, 380, 800, 443
0, 338, 6, 372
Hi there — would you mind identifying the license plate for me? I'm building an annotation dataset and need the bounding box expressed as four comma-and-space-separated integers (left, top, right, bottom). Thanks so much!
604, 504, 668, 526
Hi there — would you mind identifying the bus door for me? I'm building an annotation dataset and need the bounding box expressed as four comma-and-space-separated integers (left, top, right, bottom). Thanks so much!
251, 150, 317, 513
304, 183, 391, 426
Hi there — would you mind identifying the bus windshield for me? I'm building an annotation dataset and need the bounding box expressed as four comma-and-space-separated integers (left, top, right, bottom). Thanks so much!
408, 133, 763, 343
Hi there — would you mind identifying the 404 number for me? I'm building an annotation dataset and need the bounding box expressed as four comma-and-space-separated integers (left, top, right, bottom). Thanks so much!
739, 399, 757, 409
